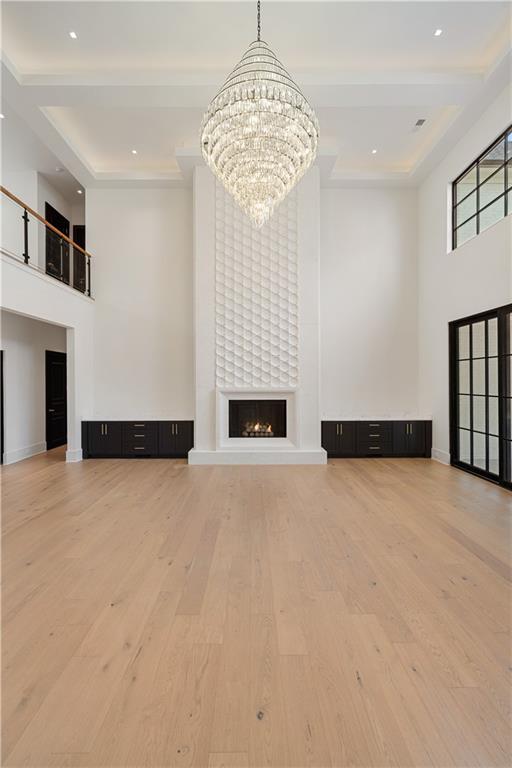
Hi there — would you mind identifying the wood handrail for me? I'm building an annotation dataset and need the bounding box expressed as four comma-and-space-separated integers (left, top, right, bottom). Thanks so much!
1, 185, 93, 260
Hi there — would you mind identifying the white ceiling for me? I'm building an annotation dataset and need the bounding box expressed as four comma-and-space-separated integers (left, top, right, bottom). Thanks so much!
1, 1, 511, 188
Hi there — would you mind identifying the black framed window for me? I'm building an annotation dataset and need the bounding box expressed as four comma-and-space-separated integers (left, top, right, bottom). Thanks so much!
449, 303, 512, 489
452, 125, 512, 249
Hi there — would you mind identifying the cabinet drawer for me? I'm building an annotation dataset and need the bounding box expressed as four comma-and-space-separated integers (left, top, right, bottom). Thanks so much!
357, 440, 393, 456
123, 437, 158, 456
357, 422, 392, 440
123, 422, 157, 436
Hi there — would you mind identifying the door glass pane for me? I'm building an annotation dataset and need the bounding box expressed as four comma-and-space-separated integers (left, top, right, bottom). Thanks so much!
458, 325, 470, 359
505, 398, 512, 441
472, 358, 486, 395
488, 436, 499, 476
480, 196, 505, 233
473, 396, 486, 433
459, 360, 470, 393
488, 317, 498, 356
458, 395, 470, 429
455, 217, 477, 247
489, 397, 499, 436
472, 321, 486, 358
488, 357, 498, 396
459, 429, 471, 463
472, 432, 486, 470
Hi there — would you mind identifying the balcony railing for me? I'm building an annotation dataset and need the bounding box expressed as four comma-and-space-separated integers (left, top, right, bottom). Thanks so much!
1, 185, 93, 297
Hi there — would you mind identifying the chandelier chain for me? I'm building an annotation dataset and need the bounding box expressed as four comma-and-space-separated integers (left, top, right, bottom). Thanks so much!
257, 1, 261, 41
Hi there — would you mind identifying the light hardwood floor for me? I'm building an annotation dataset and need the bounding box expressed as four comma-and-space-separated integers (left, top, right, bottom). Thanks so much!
2, 449, 511, 767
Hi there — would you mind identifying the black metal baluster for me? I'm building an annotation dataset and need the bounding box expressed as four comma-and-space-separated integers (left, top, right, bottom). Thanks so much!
22, 208, 29, 263
87, 255, 91, 297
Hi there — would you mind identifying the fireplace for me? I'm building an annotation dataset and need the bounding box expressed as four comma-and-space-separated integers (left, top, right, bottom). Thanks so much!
229, 399, 286, 439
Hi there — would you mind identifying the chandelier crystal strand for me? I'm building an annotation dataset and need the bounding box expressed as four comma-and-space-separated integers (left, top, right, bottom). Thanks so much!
200, 1, 319, 227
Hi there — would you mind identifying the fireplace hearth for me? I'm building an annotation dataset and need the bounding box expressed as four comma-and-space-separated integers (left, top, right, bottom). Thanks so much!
229, 399, 286, 439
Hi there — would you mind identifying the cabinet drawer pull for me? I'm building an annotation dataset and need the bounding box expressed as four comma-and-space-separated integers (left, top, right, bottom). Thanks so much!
369, 423, 380, 427
133, 447, 145, 451
369, 446, 381, 450
134, 434, 145, 438
369, 433, 380, 437
134, 423, 145, 427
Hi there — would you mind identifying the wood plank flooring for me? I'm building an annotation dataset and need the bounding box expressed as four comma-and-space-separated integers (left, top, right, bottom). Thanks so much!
2, 448, 511, 767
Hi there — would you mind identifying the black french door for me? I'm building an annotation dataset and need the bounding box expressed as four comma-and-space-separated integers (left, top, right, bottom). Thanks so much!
449, 303, 512, 489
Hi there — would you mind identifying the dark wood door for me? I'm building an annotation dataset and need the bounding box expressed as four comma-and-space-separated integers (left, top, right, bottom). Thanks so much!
45, 203, 70, 284
88, 422, 123, 456
46, 350, 67, 450
321, 422, 338, 455
73, 225, 86, 293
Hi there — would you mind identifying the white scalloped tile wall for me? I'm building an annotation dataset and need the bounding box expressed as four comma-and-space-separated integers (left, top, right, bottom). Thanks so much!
215, 182, 299, 388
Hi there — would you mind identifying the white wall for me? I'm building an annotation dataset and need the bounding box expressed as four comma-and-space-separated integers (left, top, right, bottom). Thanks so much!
417, 85, 512, 463
320, 187, 419, 419
86, 188, 194, 419
1, 255, 95, 462
1, 309, 66, 464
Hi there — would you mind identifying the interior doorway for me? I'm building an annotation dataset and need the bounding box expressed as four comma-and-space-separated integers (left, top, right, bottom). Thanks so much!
449, 303, 512, 489
45, 202, 70, 284
46, 350, 67, 450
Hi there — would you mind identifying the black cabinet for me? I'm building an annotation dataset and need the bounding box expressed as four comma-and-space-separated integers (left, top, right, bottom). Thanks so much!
322, 420, 432, 458
321, 421, 356, 456
393, 421, 428, 456
158, 421, 194, 458
86, 422, 123, 457
82, 420, 194, 459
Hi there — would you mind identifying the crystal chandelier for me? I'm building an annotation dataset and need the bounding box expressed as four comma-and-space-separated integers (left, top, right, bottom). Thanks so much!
200, 0, 319, 227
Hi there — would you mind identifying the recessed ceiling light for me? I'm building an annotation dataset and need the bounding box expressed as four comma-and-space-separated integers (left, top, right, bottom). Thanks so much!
372, 149, 377, 154
434, 29, 443, 36
131, 149, 137, 155
0, 113, 5, 119
77, 189, 83, 195
55, 166, 64, 172
69, 31, 78, 39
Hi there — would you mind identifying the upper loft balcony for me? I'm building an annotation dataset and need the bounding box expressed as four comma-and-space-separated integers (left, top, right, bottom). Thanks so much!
1, 185, 93, 300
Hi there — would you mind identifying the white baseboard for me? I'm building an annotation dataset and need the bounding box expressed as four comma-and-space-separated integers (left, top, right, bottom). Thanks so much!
3, 442, 47, 465
188, 449, 328, 465
66, 448, 83, 463
432, 448, 450, 465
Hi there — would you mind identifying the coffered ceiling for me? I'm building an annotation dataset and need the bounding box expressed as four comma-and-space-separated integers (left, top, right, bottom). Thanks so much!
1, 1, 511, 189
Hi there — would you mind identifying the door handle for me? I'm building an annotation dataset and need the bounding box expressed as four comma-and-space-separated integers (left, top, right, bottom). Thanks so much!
105, 424, 108, 436
339, 423, 343, 436
336, 424, 339, 435
48, 408, 55, 413
175, 424, 179, 435
171, 424, 174, 436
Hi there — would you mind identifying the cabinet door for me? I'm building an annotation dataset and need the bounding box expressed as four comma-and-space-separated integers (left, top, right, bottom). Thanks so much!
393, 422, 408, 454
88, 422, 122, 456
338, 421, 356, 455
408, 421, 426, 456
174, 421, 194, 457
321, 422, 338, 455
158, 422, 175, 456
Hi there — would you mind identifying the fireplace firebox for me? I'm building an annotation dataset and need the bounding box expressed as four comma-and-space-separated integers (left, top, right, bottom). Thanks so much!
229, 399, 286, 438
